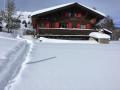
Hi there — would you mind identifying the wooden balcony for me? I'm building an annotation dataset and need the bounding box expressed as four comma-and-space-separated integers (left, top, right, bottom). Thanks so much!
36, 28, 98, 40
38, 28, 97, 35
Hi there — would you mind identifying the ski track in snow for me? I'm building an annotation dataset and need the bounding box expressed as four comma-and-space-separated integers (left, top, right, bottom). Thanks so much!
4, 40, 33, 90
0, 33, 31, 90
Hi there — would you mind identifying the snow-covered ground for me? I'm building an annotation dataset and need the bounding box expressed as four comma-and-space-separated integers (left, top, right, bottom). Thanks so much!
39, 37, 98, 44
0, 32, 15, 39
0, 32, 30, 90
6, 40, 120, 90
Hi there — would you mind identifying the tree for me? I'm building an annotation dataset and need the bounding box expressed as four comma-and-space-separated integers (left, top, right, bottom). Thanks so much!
22, 20, 27, 28
92, 7, 96, 10
0, 10, 5, 21
96, 16, 115, 30
4, 0, 16, 32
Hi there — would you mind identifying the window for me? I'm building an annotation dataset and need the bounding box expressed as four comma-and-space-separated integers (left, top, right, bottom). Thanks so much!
61, 22, 67, 28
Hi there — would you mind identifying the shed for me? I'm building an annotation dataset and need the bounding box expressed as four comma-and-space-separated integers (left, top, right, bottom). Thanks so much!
89, 32, 110, 44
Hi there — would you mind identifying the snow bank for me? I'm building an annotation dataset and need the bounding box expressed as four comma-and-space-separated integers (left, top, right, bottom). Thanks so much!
39, 37, 98, 44
0, 37, 30, 90
89, 32, 110, 39
5, 39, 33, 90
0, 32, 14, 39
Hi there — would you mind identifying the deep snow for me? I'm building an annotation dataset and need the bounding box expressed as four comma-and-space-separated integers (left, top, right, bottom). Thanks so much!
0, 32, 30, 90
6, 41, 120, 90
89, 32, 110, 39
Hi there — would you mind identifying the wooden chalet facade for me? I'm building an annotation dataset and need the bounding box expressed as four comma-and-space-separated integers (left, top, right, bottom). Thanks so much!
31, 2, 106, 40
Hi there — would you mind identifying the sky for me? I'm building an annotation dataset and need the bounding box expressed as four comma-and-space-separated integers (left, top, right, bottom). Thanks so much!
0, 0, 120, 26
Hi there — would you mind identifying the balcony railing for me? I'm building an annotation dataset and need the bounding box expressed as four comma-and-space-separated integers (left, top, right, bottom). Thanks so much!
37, 28, 98, 36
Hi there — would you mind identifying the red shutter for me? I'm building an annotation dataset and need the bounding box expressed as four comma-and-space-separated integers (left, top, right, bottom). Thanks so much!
90, 18, 96, 24
77, 13, 82, 17
65, 12, 68, 17
55, 22, 60, 28
77, 23, 81, 28
67, 22, 72, 28
36, 24, 39, 33
45, 22, 50, 28
86, 24, 92, 29
75, 13, 77, 17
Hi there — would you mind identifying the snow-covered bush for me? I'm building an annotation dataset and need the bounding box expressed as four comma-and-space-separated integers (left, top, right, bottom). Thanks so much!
89, 32, 110, 39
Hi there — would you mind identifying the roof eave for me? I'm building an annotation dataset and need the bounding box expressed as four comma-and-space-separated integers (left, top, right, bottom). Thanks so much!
31, 2, 106, 18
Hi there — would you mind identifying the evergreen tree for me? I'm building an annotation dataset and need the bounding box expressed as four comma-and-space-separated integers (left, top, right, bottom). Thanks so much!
96, 16, 114, 30
22, 20, 27, 28
0, 10, 5, 21
2, 0, 20, 32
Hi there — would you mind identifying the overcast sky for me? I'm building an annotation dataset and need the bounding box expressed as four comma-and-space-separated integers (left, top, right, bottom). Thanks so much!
0, 0, 120, 25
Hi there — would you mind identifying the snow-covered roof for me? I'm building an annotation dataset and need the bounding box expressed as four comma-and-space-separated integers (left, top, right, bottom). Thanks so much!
89, 32, 110, 39
102, 28, 112, 34
31, 2, 106, 17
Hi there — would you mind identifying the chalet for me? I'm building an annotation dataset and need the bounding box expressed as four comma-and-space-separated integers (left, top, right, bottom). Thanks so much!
31, 2, 106, 40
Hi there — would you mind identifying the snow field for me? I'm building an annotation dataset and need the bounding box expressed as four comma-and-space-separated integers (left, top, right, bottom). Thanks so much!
8, 41, 120, 90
